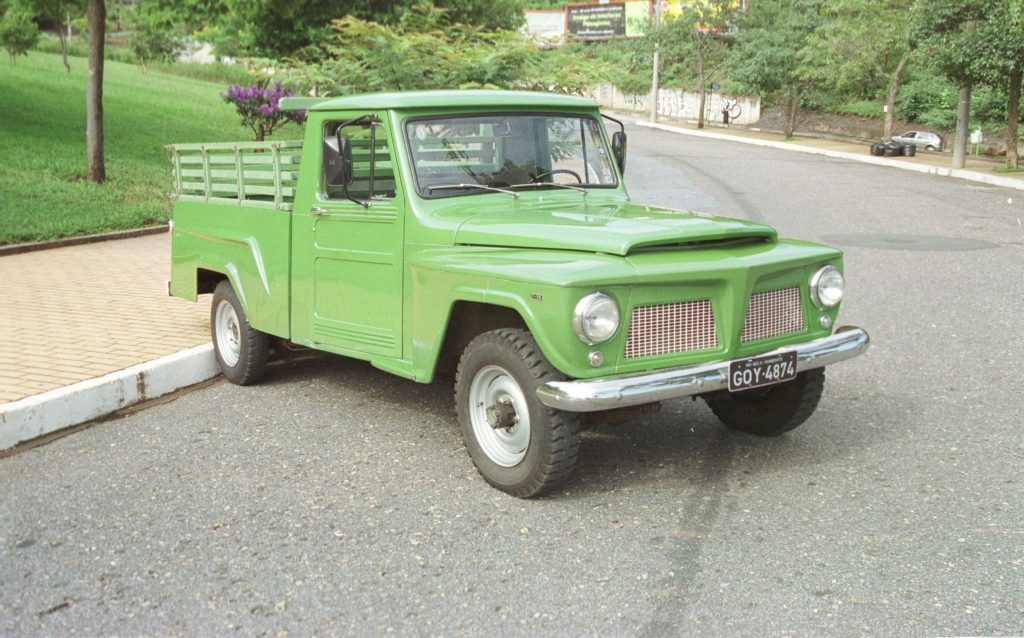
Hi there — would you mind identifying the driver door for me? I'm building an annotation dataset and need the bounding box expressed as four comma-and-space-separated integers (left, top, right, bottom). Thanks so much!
291, 114, 404, 358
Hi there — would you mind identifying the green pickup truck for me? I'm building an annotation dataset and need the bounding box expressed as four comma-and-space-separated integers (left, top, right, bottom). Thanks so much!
168, 90, 869, 497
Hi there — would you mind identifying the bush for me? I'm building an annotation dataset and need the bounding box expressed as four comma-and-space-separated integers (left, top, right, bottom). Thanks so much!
835, 100, 885, 119
149, 60, 255, 85
288, 11, 612, 98
222, 83, 307, 141
1, 9, 39, 65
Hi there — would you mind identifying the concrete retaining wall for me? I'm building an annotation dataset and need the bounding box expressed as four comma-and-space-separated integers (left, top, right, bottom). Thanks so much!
593, 83, 761, 126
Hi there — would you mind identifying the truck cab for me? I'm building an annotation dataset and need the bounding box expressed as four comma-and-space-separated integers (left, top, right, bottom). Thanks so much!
169, 90, 869, 498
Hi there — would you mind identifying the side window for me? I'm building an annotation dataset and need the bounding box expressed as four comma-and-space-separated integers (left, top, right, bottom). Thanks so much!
324, 120, 397, 201
546, 117, 617, 185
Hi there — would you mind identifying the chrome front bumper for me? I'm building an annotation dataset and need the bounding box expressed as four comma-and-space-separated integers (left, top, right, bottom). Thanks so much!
536, 327, 870, 412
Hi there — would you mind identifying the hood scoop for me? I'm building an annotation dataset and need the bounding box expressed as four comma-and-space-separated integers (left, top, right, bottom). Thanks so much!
453, 203, 778, 256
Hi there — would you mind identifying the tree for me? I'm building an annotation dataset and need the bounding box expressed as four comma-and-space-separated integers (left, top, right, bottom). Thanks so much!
732, 0, 823, 138
24, 0, 85, 73
129, 3, 184, 71
804, 0, 914, 140
0, 8, 39, 64
968, 0, 1024, 168
659, 0, 734, 129
912, 0, 991, 168
149, 0, 526, 59
86, 0, 103, 183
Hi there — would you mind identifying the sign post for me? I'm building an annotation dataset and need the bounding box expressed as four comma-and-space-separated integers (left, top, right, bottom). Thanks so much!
650, 1, 662, 123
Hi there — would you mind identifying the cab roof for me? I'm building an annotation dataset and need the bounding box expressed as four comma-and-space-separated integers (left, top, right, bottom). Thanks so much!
279, 90, 597, 112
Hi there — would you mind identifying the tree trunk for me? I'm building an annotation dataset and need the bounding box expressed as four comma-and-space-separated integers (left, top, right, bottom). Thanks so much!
58, 27, 71, 74
86, 0, 105, 184
952, 83, 971, 169
1007, 66, 1021, 169
697, 87, 707, 129
784, 92, 799, 139
883, 53, 908, 141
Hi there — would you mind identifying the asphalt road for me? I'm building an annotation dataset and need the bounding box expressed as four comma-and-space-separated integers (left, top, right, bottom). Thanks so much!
3, 123, 1023, 636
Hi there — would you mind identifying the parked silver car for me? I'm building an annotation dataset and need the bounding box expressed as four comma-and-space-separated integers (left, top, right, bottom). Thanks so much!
891, 131, 943, 151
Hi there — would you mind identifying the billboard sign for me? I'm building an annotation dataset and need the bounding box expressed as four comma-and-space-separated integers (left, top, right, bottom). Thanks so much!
566, 2, 647, 40
567, 3, 627, 39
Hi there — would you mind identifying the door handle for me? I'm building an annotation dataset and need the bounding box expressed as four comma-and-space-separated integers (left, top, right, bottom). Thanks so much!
310, 206, 326, 216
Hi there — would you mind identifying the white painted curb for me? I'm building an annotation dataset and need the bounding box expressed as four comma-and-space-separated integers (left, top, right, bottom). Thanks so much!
0, 344, 218, 451
636, 120, 1024, 192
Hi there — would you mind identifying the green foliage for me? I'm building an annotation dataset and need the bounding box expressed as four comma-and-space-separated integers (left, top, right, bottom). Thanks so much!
128, 3, 184, 70
732, 0, 822, 98
802, 0, 913, 99
0, 8, 39, 63
896, 74, 1014, 131
147, 0, 526, 59
0, 50, 295, 244
911, 0, 993, 87
835, 100, 885, 118
289, 9, 607, 96
34, 34, 138, 63
148, 59, 255, 85
580, 37, 652, 95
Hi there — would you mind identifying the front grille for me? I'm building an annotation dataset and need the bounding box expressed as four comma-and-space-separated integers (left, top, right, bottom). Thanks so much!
624, 299, 718, 359
741, 287, 804, 343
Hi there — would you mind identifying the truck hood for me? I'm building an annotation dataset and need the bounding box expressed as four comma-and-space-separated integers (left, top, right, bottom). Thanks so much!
452, 201, 777, 256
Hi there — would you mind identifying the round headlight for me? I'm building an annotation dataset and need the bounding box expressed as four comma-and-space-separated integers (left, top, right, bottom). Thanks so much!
810, 266, 844, 309
573, 292, 620, 344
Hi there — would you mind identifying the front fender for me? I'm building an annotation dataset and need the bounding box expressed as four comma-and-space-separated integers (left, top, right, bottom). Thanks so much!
408, 247, 635, 381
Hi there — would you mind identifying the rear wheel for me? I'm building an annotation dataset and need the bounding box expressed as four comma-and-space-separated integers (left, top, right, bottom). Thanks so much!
455, 329, 580, 498
211, 280, 269, 385
925, 145, 937, 151
703, 368, 824, 437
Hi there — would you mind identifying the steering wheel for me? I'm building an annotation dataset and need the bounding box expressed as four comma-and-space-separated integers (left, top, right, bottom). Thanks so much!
530, 169, 583, 184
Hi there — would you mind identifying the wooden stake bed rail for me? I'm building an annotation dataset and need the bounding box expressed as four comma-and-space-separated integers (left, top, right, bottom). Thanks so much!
165, 140, 303, 211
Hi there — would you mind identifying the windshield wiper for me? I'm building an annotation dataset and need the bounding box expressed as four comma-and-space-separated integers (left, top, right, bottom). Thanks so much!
508, 182, 588, 196
427, 183, 518, 198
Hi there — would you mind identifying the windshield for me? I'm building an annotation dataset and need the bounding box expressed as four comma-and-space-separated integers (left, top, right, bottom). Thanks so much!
406, 113, 618, 197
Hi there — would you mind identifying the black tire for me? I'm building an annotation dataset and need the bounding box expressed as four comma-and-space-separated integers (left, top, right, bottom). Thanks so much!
869, 143, 884, 156
925, 145, 937, 151
703, 368, 825, 437
902, 144, 917, 157
211, 280, 269, 385
455, 329, 581, 498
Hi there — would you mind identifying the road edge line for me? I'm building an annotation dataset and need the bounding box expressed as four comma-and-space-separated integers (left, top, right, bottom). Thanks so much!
635, 120, 1024, 192
0, 344, 218, 451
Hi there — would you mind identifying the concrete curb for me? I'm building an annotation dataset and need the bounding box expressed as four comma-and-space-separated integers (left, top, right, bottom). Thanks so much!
0, 225, 169, 256
0, 344, 218, 451
635, 120, 1024, 192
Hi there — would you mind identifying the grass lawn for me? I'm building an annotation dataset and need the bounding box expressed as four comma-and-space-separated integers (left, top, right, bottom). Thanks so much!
0, 51, 303, 245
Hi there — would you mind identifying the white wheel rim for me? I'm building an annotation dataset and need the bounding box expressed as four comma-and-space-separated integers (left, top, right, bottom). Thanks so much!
469, 365, 530, 467
215, 299, 241, 367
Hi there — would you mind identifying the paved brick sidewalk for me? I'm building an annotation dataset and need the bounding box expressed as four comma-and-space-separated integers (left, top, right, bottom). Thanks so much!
0, 233, 209, 403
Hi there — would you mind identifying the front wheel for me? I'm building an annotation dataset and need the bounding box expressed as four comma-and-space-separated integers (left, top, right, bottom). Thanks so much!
211, 280, 269, 385
703, 368, 824, 437
455, 329, 581, 498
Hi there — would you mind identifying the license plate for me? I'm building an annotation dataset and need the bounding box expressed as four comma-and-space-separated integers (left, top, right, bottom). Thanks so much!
728, 350, 797, 392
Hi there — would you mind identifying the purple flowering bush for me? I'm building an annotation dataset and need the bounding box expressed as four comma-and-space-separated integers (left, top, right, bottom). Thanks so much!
222, 82, 307, 141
